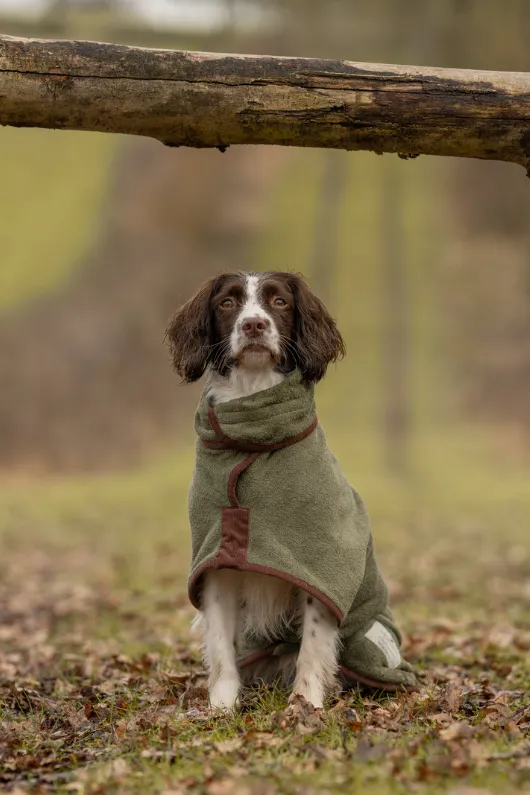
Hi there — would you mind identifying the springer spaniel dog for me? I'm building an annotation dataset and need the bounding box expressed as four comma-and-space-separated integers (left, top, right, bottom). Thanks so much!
166, 271, 345, 710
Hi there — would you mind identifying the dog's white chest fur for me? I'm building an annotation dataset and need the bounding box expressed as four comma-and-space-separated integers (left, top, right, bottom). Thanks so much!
207, 368, 284, 406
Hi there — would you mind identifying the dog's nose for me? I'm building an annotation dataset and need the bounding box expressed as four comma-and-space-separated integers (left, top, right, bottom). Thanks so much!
242, 316, 269, 336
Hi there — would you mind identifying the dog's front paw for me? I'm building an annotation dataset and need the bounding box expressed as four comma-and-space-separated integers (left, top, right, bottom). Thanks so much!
290, 680, 324, 710
209, 676, 240, 713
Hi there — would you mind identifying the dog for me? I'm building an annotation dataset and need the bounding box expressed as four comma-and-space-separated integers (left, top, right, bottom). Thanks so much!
166, 271, 415, 711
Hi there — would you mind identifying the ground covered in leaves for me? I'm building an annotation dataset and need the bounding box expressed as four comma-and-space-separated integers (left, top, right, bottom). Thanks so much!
1, 515, 529, 795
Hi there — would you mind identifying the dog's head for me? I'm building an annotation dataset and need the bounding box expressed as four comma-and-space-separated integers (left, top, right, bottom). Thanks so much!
165, 271, 345, 383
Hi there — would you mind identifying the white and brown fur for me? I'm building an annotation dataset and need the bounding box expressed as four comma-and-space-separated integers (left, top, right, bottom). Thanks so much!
166, 271, 345, 710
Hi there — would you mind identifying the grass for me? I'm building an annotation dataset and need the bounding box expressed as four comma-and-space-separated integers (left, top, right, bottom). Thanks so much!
0, 127, 118, 311
1, 450, 530, 793
1, 149, 530, 792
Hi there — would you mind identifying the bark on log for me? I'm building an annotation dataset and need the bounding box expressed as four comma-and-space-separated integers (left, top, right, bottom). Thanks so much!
1, 34, 530, 173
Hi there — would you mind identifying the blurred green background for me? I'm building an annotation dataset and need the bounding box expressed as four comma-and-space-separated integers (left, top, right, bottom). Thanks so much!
1, 0, 529, 617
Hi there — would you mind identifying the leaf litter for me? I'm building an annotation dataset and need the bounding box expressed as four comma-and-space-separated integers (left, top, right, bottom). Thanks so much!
0, 541, 529, 793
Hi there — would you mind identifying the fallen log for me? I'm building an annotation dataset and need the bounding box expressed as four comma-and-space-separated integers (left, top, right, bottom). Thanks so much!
1, 34, 529, 173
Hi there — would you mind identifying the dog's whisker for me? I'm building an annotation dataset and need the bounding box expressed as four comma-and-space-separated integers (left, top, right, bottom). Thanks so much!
203, 339, 230, 351
278, 335, 298, 355
210, 339, 231, 368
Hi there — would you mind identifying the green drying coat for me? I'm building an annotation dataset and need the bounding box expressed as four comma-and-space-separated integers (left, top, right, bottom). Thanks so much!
188, 371, 417, 691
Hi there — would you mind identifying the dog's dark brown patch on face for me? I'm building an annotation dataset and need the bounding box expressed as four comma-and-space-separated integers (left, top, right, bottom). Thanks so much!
258, 273, 297, 372
212, 274, 247, 342
260, 277, 295, 333
307, 596, 313, 605
166, 272, 245, 382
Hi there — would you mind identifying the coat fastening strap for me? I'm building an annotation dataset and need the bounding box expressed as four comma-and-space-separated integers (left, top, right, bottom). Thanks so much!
204, 406, 318, 453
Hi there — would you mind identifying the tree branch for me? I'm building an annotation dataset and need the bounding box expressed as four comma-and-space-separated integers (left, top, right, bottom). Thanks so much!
1, 34, 529, 172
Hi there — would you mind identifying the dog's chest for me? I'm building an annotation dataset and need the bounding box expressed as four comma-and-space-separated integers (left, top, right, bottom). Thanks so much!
207, 370, 285, 405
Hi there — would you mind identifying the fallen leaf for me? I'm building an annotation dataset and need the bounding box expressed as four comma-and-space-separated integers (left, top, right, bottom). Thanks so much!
440, 722, 476, 741
213, 738, 243, 754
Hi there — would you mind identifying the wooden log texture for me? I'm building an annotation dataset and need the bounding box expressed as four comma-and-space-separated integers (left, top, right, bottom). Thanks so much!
1, 34, 530, 172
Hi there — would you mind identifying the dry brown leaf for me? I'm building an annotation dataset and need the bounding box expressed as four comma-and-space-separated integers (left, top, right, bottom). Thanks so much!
440, 722, 476, 741
109, 758, 129, 778
275, 694, 325, 732
159, 789, 191, 795
162, 670, 194, 687
430, 712, 452, 725
206, 779, 258, 795
441, 683, 463, 713
242, 730, 286, 749
213, 738, 244, 754
355, 737, 391, 761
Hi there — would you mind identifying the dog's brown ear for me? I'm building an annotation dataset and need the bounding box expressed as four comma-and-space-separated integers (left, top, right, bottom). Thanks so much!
289, 274, 345, 383
165, 277, 219, 382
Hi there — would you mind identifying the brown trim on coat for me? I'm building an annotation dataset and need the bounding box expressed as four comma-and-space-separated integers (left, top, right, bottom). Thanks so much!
188, 558, 343, 624
204, 407, 318, 452
339, 665, 419, 693
216, 507, 250, 567
206, 406, 228, 441
227, 452, 260, 507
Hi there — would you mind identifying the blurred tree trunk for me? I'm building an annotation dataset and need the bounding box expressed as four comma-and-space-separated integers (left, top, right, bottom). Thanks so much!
310, 152, 348, 310
223, 0, 238, 37
48, 0, 120, 8
381, 159, 408, 477
444, 0, 530, 438
381, 0, 438, 478
280, 1, 350, 311
381, 44, 407, 477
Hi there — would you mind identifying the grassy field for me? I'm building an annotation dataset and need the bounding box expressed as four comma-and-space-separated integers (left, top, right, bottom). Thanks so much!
1, 150, 530, 793
0, 127, 118, 311
1, 442, 529, 794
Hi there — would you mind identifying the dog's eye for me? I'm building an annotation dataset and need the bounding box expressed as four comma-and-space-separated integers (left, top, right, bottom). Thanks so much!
273, 297, 287, 307
220, 298, 235, 309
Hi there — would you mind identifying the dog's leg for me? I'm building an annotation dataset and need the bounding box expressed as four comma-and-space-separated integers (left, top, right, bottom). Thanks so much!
290, 593, 338, 708
202, 569, 241, 711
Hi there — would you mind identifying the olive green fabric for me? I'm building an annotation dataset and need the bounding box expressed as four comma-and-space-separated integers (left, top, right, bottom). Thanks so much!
188, 371, 417, 690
